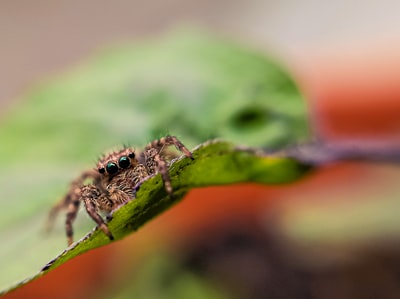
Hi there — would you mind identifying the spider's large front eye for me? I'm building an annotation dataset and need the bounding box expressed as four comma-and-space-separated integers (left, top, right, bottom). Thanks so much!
106, 162, 118, 175
118, 156, 130, 169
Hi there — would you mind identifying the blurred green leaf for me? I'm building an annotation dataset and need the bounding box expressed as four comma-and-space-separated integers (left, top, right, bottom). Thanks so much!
0, 30, 309, 292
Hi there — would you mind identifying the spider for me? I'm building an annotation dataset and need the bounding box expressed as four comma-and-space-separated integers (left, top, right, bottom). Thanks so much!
47, 136, 193, 245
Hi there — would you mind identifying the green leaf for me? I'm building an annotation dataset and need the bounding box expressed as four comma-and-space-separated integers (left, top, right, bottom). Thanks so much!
0, 30, 309, 293
1, 140, 312, 295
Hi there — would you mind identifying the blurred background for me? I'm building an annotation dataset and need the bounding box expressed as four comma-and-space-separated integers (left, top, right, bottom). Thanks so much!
1, 0, 400, 298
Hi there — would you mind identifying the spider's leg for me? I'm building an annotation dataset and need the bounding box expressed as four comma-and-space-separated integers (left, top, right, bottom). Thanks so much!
146, 135, 193, 159
166, 135, 193, 159
46, 194, 70, 233
142, 136, 193, 195
154, 153, 173, 194
81, 185, 114, 242
47, 169, 99, 234
65, 187, 81, 246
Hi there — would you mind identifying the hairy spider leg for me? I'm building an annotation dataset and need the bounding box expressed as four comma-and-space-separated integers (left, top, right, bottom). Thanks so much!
46, 169, 99, 234
65, 186, 82, 245
141, 136, 193, 194
81, 185, 114, 244
144, 135, 193, 159
46, 196, 69, 232
154, 153, 173, 194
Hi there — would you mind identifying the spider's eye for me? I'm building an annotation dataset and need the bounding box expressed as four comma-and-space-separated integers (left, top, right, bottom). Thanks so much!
118, 156, 130, 169
128, 152, 135, 158
98, 167, 105, 174
106, 162, 118, 175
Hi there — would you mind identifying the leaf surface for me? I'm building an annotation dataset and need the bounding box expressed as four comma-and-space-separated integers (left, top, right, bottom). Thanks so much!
0, 30, 309, 293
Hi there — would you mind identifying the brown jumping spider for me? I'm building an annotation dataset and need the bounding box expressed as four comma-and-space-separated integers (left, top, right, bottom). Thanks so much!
48, 136, 193, 245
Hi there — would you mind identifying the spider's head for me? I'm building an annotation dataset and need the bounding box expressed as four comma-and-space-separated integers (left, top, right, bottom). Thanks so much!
97, 148, 137, 177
